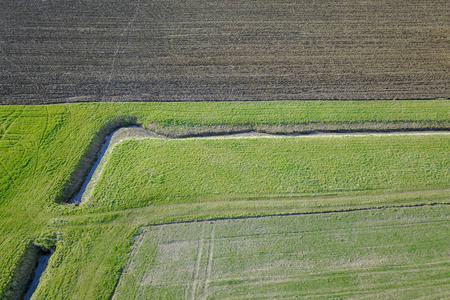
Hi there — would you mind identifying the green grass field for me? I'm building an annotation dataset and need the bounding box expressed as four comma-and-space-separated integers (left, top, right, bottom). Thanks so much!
0, 100, 449, 299
112, 206, 450, 299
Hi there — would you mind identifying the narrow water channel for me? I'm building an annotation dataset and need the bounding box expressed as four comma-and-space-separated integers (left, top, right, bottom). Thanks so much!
70, 127, 137, 204
23, 254, 50, 300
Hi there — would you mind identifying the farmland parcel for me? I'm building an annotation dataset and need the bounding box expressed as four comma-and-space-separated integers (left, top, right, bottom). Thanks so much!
88, 134, 450, 212
1, 0, 449, 104
1, 0, 450, 297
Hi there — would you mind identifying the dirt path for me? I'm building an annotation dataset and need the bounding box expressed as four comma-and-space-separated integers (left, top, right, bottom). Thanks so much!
187, 130, 450, 139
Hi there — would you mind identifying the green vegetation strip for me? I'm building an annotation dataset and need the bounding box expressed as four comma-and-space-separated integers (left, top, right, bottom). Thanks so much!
112, 206, 450, 299
0, 100, 448, 299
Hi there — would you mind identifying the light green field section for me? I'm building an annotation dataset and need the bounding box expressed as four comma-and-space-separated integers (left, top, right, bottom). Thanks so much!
0, 101, 448, 299
113, 206, 450, 299
89, 135, 450, 211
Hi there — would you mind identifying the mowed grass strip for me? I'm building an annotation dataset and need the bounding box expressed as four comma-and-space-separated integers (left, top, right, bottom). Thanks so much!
112, 205, 450, 299
89, 134, 450, 211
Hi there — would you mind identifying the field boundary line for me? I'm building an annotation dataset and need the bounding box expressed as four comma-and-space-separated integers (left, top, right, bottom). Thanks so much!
210, 219, 449, 243
178, 130, 450, 140
110, 229, 146, 300
146, 202, 450, 227
212, 260, 450, 284
86, 126, 450, 146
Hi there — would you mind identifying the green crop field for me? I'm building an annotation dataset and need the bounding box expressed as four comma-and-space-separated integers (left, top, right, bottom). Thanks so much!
0, 100, 449, 299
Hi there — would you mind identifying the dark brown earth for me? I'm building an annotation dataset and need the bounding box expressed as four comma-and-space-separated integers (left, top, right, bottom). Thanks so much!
1, 0, 449, 104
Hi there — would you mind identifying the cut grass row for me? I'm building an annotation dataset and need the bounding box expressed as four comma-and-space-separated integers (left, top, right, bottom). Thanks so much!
0, 100, 448, 299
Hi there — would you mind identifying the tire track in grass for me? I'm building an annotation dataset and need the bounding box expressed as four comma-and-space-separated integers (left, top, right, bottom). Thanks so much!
32, 106, 49, 177
64, 102, 100, 158
26, 106, 50, 222
202, 222, 215, 300
0, 108, 24, 139
189, 222, 205, 300
0, 110, 15, 139
0, 110, 23, 185
0, 108, 27, 186
61, 104, 78, 171
0, 160, 16, 186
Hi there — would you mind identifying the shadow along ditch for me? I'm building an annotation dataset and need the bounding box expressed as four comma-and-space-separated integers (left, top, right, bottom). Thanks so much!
0, 244, 51, 300
23, 250, 51, 300
59, 116, 138, 203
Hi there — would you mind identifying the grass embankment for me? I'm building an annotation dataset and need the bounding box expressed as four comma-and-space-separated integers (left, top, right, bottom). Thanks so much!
0, 100, 448, 299
113, 206, 450, 299
88, 135, 450, 212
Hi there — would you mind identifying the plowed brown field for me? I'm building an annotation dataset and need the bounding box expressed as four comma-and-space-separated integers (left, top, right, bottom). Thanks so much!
1, 0, 449, 104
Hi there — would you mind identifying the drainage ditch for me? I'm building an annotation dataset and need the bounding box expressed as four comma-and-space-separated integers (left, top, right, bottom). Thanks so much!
23, 251, 51, 300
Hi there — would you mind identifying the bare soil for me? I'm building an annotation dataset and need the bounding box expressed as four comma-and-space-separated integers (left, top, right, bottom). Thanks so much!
1, 0, 449, 104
